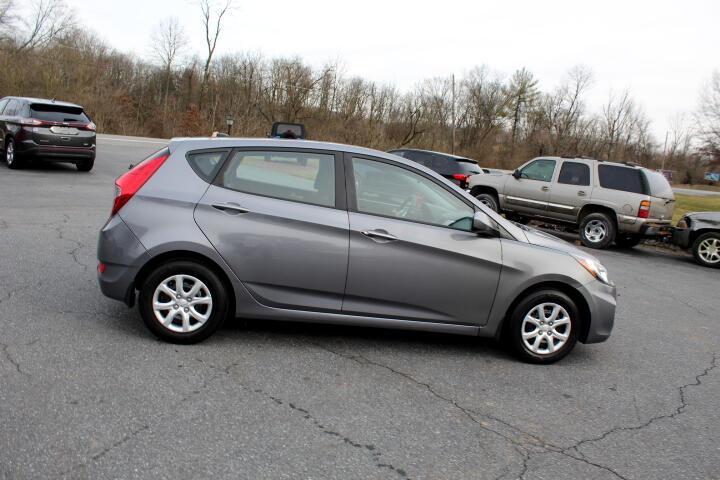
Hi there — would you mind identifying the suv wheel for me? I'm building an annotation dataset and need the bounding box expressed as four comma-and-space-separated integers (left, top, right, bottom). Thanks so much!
615, 234, 642, 249
5, 138, 22, 170
692, 232, 720, 268
138, 260, 230, 343
579, 213, 616, 249
507, 290, 579, 364
475, 193, 499, 212
76, 158, 94, 172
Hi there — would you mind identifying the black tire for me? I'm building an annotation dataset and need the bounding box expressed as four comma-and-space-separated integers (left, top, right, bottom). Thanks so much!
506, 289, 580, 364
579, 212, 616, 249
76, 158, 94, 172
691, 232, 720, 268
475, 192, 499, 212
5, 138, 22, 170
614, 234, 642, 249
138, 260, 230, 343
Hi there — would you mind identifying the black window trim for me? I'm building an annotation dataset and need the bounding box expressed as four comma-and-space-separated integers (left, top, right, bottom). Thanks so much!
343, 152, 479, 232
213, 146, 347, 211
557, 160, 591, 187
185, 147, 232, 184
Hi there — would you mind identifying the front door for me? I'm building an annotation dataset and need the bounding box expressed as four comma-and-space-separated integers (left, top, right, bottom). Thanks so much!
194, 148, 349, 312
504, 158, 557, 216
343, 155, 502, 326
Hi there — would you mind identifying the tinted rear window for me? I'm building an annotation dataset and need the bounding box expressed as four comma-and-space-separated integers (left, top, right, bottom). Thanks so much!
30, 104, 89, 123
598, 165, 645, 194
643, 170, 673, 198
457, 161, 481, 174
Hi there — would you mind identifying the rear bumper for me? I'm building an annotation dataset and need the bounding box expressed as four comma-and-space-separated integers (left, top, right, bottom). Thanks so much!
579, 280, 616, 344
97, 215, 149, 306
617, 214, 672, 236
18, 139, 95, 161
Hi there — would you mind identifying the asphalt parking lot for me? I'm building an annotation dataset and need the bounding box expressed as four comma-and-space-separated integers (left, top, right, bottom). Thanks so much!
0, 135, 718, 480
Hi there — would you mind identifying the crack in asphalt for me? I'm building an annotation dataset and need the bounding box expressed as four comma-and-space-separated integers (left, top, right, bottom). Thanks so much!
0, 280, 43, 306
53, 215, 90, 272
0, 341, 30, 377
311, 344, 720, 480
562, 353, 719, 459
197, 358, 410, 478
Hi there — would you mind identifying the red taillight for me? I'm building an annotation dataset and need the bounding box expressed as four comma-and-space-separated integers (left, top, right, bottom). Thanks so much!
638, 200, 651, 219
98, 262, 107, 274
111, 148, 170, 216
84, 122, 97, 131
19, 118, 44, 126
452, 173, 469, 181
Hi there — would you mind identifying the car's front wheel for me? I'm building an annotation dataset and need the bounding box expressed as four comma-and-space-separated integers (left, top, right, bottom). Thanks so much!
507, 290, 579, 364
138, 260, 230, 343
692, 232, 720, 268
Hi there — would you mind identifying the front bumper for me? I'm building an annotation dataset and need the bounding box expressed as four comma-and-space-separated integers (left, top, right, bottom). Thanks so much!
578, 280, 616, 344
97, 215, 149, 306
672, 227, 692, 249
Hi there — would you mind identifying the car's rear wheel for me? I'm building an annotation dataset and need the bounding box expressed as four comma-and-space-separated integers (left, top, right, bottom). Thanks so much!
692, 232, 720, 268
138, 260, 230, 343
579, 212, 616, 249
475, 192, 499, 212
614, 234, 642, 249
5, 138, 22, 170
507, 290, 579, 364
76, 158, 94, 172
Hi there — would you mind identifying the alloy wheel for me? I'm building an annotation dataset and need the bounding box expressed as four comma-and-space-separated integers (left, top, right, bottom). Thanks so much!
521, 303, 571, 355
584, 219, 606, 243
152, 274, 213, 333
698, 238, 720, 264
6, 141, 14, 166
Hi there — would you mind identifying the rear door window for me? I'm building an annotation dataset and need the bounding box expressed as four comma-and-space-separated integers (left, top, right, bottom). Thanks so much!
0, 98, 9, 114
558, 162, 590, 186
3, 99, 19, 116
430, 155, 454, 175
218, 150, 336, 207
30, 104, 90, 123
598, 165, 645, 194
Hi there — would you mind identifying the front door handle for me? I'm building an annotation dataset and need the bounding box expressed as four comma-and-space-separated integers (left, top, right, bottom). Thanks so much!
212, 202, 250, 214
541, 186, 550, 192
577, 190, 587, 197
361, 230, 398, 242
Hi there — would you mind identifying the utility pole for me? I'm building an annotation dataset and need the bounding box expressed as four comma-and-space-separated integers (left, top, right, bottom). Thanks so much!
451, 74, 456, 155
661, 130, 668, 171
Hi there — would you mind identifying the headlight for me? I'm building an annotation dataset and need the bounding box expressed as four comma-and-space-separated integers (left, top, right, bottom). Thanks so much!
572, 254, 612, 285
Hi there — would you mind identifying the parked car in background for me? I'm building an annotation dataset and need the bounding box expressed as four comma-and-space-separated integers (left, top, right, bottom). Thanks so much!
0, 96, 96, 171
468, 156, 675, 249
673, 212, 720, 268
388, 148, 485, 190
98, 138, 616, 364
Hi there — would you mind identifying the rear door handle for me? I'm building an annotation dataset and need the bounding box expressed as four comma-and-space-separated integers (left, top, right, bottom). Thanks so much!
541, 186, 550, 192
361, 230, 398, 242
212, 202, 250, 214
578, 190, 587, 196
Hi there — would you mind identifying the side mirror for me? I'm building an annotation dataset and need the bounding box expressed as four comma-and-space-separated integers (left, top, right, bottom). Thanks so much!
472, 211, 496, 235
512, 169, 521, 179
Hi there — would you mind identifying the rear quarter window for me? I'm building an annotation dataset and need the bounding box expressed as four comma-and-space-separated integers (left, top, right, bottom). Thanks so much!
598, 165, 646, 194
187, 150, 230, 183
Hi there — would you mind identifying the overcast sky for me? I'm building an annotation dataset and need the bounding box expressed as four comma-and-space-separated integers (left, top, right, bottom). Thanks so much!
65, 0, 719, 141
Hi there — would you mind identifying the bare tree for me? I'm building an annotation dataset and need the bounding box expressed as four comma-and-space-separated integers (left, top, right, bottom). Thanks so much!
198, 0, 232, 109
152, 17, 188, 129
696, 70, 720, 167
505, 67, 539, 162
0, 0, 15, 33
15, 0, 75, 51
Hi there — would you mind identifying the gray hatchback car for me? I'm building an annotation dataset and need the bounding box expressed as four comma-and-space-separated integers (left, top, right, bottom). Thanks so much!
97, 138, 616, 363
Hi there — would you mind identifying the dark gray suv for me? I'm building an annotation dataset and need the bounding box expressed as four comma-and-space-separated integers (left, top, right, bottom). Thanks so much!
97, 138, 616, 363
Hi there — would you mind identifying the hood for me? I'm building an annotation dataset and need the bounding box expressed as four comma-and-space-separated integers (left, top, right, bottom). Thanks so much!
517, 223, 597, 260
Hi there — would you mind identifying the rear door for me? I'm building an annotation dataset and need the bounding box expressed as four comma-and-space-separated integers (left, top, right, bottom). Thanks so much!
194, 148, 349, 312
29, 103, 94, 148
343, 154, 502, 326
643, 170, 675, 222
505, 158, 557, 215
549, 160, 592, 222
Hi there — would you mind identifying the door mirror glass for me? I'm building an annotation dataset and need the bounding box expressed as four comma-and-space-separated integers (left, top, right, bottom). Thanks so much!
472, 211, 496, 235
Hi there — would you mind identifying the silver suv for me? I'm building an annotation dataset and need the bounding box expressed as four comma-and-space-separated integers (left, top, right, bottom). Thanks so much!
468, 157, 675, 249
97, 139, 616, 363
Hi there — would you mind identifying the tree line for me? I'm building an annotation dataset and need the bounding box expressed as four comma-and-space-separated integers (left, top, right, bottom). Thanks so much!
0, 0, 718, 181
